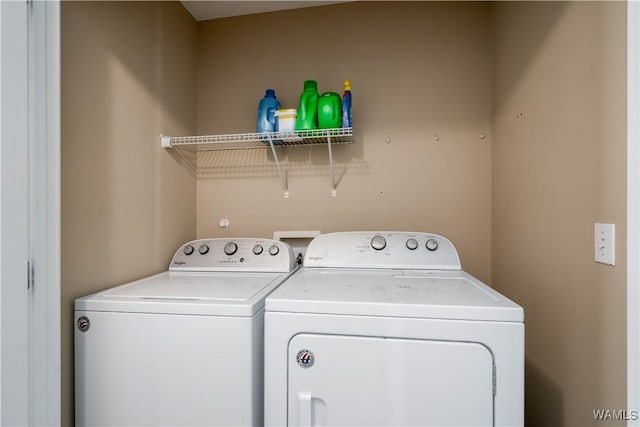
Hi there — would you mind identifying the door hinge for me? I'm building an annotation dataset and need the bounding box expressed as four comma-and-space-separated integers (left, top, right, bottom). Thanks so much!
492, 364, 496, 396
27, 259, 34, 289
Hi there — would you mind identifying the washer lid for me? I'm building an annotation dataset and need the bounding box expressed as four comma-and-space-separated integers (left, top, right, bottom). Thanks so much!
265, 268, 523, 322
75, 271, 294, 316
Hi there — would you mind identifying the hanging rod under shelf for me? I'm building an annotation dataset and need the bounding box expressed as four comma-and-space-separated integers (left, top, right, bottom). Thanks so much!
161, 127, 353, 151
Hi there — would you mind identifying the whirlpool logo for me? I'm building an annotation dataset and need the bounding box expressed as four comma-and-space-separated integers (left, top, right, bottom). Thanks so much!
77, 316, 90, 332
296, 349, 315, 368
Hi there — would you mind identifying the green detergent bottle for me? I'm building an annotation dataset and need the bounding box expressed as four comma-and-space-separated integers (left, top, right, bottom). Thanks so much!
296, 80, 319, 130
318, 92, 342, 129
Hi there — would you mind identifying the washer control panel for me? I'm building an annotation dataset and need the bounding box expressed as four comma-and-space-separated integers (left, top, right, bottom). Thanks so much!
170, 238, 295, 272
304, 232, 461, 270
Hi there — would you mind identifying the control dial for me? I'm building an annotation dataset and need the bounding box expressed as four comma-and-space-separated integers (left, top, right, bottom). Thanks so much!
198, 244, 210, 255
371, 235, 387, 251
268, 244, 280, 256
406, 238, 418, 250
224, 242, 238, 256
253, 244, 263, 255
426, 239, 439, 252
183, 245, 194, 256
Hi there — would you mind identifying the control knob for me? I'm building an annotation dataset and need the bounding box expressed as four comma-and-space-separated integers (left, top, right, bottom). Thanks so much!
198, 244, 210, 255
183, 245, 194, 256
406, 238, 418, 250
268, 244, 280, 256
371, 235, 387, 251
426, 239, 439, 252
224, 242, 238, 256
253, 244, 263, 255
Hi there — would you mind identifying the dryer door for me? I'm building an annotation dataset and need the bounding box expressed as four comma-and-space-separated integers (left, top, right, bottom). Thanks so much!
288, 334, 494, 426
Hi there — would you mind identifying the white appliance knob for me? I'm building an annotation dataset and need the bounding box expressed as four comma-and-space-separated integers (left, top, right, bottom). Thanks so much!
224, 242, 238, 256
371, 235, 387, 251
183, 245, 194, 256
253, 244, 263, 255
426, 239, 439, 251
406, 238, 418, 250
199, 244, 210, 255
268, 244, 280, 256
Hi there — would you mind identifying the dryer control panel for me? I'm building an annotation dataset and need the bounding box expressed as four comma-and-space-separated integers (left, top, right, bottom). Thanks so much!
169, 238, 295, 273
304, 232, 461, 270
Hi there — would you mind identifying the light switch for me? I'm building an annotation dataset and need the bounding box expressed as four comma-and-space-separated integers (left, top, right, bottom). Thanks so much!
594, 223, 615, 266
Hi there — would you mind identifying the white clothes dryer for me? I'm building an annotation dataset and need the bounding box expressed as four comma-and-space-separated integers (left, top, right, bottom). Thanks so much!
75, 238, 295, 427
264, 231, 524, 427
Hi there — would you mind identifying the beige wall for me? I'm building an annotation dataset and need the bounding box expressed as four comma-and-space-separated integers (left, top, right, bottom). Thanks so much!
61, 2, 197, 425
492, 2, 627, 425
196, 1, 494, 283
60, 1, 629, 425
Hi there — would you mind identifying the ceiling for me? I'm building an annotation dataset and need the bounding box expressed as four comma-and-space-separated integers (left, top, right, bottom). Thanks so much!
180, 1, 351, 22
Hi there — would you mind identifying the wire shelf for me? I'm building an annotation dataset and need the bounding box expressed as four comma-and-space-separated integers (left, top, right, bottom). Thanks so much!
161, 127, 353, 151
160, 127, 353, 198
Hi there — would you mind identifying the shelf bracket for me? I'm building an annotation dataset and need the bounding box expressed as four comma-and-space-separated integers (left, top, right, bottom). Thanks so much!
160, 134, 172, 148
327, 134, 337, 197
268, 136, 289, 198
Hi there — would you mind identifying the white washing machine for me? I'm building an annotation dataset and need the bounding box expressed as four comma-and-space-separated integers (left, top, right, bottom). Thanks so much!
75, 238, 295, 427
264, 231, 524, 427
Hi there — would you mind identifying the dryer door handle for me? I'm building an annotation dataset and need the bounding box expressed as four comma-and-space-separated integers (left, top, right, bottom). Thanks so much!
298, 391, 313, 427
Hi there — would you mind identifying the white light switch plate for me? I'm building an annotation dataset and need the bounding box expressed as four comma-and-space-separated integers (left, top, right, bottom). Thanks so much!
594, 223, 615, 266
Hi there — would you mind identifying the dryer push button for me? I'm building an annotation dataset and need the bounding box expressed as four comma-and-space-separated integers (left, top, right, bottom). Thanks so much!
406, 238, 419, 250
371, 235, 387, 251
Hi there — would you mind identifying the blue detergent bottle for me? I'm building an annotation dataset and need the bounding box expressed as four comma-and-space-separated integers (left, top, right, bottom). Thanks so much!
257, 89, 281, 133
342, 80, 352, 128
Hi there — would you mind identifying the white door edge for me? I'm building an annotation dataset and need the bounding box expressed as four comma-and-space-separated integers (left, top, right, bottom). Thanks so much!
29, 0, 61, 425
0, 0, 61, 425
629, 1, 640, 425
